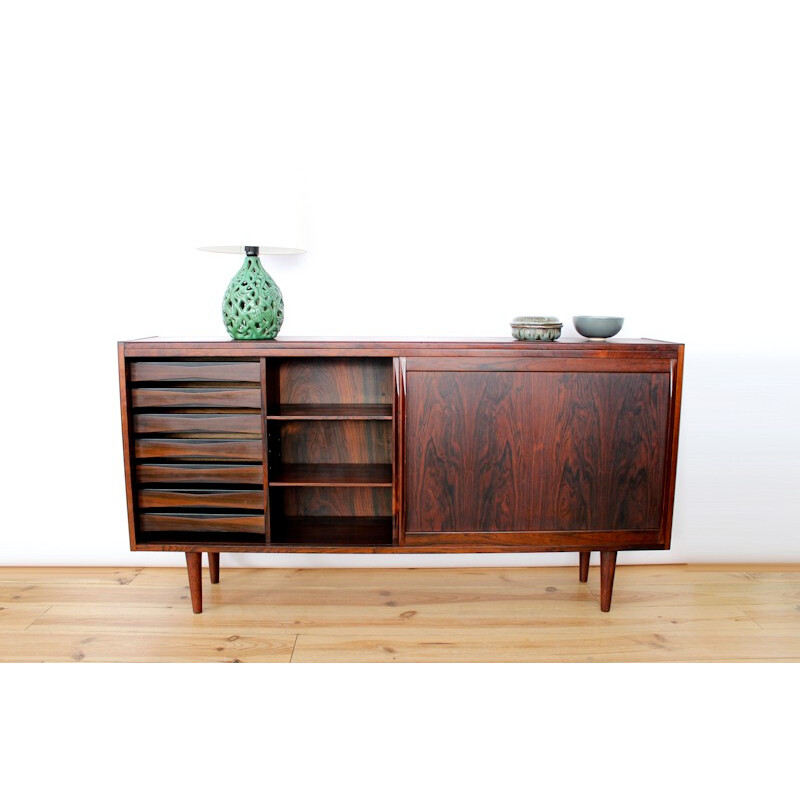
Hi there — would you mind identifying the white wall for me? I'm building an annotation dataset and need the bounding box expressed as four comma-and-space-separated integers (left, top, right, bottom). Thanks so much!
1, 1, 798, 566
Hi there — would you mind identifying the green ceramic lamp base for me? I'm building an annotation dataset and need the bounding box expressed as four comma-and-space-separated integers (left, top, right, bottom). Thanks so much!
222, 251, 284, 340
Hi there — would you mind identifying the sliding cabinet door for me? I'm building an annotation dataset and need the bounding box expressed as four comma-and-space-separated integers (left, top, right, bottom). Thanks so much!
404, 360, 670, 535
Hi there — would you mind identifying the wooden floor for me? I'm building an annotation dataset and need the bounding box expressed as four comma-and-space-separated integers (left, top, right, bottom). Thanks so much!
0, 564, 798, 662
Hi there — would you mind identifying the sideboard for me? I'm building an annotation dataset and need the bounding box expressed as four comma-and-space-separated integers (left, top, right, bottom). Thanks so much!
118, 337, 684, 613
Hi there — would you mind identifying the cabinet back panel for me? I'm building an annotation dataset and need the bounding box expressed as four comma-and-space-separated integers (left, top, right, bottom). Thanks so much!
276, 420, 391, 464
405, 370, 669, 532
277, 358, 392, 405
278, 487, 392, 517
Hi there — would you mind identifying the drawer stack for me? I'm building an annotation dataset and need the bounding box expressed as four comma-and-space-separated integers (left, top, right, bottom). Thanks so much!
129, 360, 266, 545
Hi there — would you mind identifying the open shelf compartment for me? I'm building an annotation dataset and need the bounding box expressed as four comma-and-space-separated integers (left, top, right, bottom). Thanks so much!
265, 357, 393, 415
263, 356, 397, 547
270, 516, 393, 547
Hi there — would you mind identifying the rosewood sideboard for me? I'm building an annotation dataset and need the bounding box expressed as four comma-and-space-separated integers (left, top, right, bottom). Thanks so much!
118, 337, 684, 613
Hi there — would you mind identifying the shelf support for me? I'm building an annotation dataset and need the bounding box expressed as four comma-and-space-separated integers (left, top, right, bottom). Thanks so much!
185, 552, 202, 613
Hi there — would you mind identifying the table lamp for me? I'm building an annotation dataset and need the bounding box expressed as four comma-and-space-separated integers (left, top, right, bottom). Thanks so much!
199, 244, 306, 340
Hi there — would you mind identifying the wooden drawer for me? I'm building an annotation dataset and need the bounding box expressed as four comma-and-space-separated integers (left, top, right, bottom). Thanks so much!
139, 513, 265, 534
131, 387, 262, 409
138, 489, 264, 510
136, 463, 264, 484
130, 360, 260, 382
134, 439, 263, 460
133, 413, 261, 435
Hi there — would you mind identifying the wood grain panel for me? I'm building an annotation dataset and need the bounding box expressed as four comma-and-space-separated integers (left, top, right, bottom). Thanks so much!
404, 531, 660, 548
132, 387, 262, 408
266, 403, 392, 419
138, 489, 264, 509
405, 369, 669, 534
393, 357, 405, 545
139, 514, 265, 534
406, 357, 670, 373
136, 463, 263, 484
130, 361, 260, 382
123, 338, 682, 359
272, 517, 393, 547
268, 464, 392, 486
279, 358, 392, 405
279, 487, 392, 517
405, 371, 536, 532
277, 420, 391, 464
133, 413, 261, 435
540, 372, 669, 530
119, 343, 137, 551
135, 439, 263, 461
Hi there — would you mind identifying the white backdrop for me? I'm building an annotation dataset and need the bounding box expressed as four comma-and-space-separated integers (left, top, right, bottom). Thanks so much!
1, 1, 798, 566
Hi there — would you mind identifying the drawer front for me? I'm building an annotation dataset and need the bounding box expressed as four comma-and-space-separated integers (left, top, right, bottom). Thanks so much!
138, 489, 264, 510
130, 360, 260, 382
135, 438, 263, 461
139, 513, 265, 534
132, 387, 262, 409
134, 413, 261, 435
136, 463, 264, 484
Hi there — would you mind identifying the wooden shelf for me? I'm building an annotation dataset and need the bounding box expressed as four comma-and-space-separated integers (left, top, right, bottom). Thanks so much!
266, 403, 392, 420
270, 516, 393, 547
268, 463, 392, 487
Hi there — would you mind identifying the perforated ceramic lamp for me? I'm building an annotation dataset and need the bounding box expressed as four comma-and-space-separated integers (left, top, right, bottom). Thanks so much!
199, 245, 305, 340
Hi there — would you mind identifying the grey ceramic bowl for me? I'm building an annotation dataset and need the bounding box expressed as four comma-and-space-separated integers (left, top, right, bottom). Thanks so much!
511, 316, 563, 341
572, 316, 624, 340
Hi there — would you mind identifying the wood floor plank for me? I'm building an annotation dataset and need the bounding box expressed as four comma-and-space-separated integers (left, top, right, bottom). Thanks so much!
0, 579, 588, 607
24, 596, 759, 637
687, 563, 797, 573
291, 629, 800, 662
133, 566, 592, 589
131, 564, 762, 589
0, 604, 54, 633
0, 632, 294, 662
592, 566, 757, 585
586, 582, 800, 608
738, 604, 800, 629
0, 568, 143, 585
0, 565, 797, 661
0, 582, 197, 606
745, 570, 800, 583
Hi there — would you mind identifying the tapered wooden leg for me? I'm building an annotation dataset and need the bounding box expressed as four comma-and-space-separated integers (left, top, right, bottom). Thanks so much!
599, 550, 617, 612
579, 552, 590, 583
208, 552, 220, 584
185, 552, 202, 613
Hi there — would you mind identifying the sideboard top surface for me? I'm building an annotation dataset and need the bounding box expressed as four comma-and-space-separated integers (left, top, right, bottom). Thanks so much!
121, 336, 682, 357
